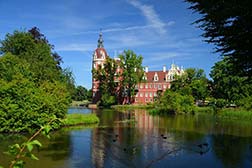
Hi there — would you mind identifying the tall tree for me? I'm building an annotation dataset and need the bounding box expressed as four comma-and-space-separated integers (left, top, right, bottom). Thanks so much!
186, 0, 252, 77
119, 50, 144, 104
171, 68, 209, 102
72, 86, 88, 101
92, 57, 118, 106
28, 27, 63, 68
0, 28, 66, 83
210, 57, 252, 103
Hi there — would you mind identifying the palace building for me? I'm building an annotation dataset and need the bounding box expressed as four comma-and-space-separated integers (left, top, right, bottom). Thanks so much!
92, 33, 184, 104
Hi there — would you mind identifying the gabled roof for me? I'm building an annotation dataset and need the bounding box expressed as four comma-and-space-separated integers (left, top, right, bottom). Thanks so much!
145, 71, 167, 82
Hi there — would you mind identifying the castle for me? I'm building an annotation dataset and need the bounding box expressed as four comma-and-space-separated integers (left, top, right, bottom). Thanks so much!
92, 32, 184, 104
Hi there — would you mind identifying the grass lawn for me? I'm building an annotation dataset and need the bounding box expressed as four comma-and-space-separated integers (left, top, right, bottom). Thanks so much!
63, 113, 99, 126
111, 104, 154, 110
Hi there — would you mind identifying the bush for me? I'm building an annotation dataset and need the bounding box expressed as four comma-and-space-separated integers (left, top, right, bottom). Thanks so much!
208, 98, 228, 109
152, 90, 195, 114
237, 96, 252, 110
0, 54, 71, 132
100, 93, 116, 107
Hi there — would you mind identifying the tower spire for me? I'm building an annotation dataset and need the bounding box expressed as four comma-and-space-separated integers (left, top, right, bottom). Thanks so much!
97, 29, 104, 48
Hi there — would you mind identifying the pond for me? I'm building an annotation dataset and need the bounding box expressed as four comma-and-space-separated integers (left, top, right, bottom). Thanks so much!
1, 108, 252, 168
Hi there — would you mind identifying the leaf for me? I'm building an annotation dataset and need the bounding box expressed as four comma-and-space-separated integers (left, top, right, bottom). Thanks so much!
13, 160, 25, 168
30, 154, 39, 160
30, 140, 42, 147
26, 143, 33, 152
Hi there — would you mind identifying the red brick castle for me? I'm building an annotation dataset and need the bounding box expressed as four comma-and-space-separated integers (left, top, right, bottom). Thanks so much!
92, 33, 184, 104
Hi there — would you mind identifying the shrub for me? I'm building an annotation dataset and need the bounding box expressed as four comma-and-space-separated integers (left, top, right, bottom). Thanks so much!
237, 96, 252, 110
0, 54, 70, 132
153, 90, 195, 114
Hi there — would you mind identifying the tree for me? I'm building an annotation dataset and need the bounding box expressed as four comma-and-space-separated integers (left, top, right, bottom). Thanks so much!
0, 28, 74, 132
0, 27, 68, 83
154, 90, 195, 114
119, 50, 144, 104
171, 68, 209, 102
186, 0, 252, 77
28, 27, 63, 68
0, 54, 70, 132
92, 57, 118, 106
72, 86, 88, 101
210, 57, 252, 103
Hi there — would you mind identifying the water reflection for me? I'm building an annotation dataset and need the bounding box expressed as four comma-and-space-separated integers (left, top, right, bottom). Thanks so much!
1, 108, 252, 168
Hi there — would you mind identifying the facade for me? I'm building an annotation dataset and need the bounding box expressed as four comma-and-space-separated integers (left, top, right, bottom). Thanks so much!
92, 33, 184, 104
134, 64, 184, 104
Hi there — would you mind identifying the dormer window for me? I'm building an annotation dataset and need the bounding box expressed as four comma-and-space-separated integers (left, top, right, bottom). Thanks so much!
154, 73, 159, 81
143, 75, 147, 80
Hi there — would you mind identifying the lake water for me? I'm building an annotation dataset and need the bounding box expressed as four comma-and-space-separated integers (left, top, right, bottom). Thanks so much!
1, 108, 252, 168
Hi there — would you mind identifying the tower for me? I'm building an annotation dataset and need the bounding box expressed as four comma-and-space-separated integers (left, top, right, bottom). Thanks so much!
92, 32, 108, 103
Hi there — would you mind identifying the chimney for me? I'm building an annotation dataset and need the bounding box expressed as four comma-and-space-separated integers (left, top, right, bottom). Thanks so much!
163, 65, 166, 72
145, 66, 148, 73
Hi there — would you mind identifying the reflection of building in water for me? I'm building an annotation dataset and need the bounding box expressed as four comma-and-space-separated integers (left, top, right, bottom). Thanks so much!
90, 110, 179, 167
91, 129, 106, 168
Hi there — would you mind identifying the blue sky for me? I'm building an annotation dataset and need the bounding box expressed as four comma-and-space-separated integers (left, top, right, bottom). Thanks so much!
0, 0, 219, 89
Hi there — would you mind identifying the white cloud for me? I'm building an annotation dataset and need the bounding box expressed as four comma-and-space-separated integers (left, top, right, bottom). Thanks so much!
127, 0, 167, 34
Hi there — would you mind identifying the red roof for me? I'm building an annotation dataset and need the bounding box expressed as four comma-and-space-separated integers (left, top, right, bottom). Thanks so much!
94, 48, 108, 59
145, 71, 167, 82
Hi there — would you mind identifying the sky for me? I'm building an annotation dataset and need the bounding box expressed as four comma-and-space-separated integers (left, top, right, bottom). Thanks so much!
0, 0, 220, 89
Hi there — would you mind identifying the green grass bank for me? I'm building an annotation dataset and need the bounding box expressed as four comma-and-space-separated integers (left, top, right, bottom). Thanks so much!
62, 113, 99, 126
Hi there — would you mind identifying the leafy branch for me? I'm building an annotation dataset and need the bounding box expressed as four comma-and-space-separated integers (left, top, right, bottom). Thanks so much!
3, 118, 59, 168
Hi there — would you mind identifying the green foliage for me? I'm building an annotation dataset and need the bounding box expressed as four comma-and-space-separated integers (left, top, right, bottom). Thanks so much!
0, 29, 60, 83
218, 108, 252, 121
0, 28, 73, 133
101, 93, 116, 107
92, 50, 144, 106
92, 57, 118, 106
236, 96, 252, 110
62, 114, 99, 126
119, 50, 144, 103
111, 104, 154, 110
171, 68, 209, 101
210, 57, 252, 104
72, 86, 89, 101
151, 90, 195, 114
208, 98, 228, 109
186, 0, 252, 76
4, 120, 55, 168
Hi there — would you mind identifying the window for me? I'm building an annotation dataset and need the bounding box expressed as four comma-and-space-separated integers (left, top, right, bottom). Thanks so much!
145, 84, 148, 89
150, 84, 152, 88
150, 98, 153, 102
135, 98, 138, 102
154, 92, 157, 97
140, 84, 143, 89
145, 98, 148, 102
154, 76, 158, 81
158, 84, 162, 89
140, 93, 143, 97
163, 84, 167, 89
145, 93, 148, 97
135, 93, 138, 97
154, 84, 157, 88
150, 92, 153, 97
154, 73, 159, 81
